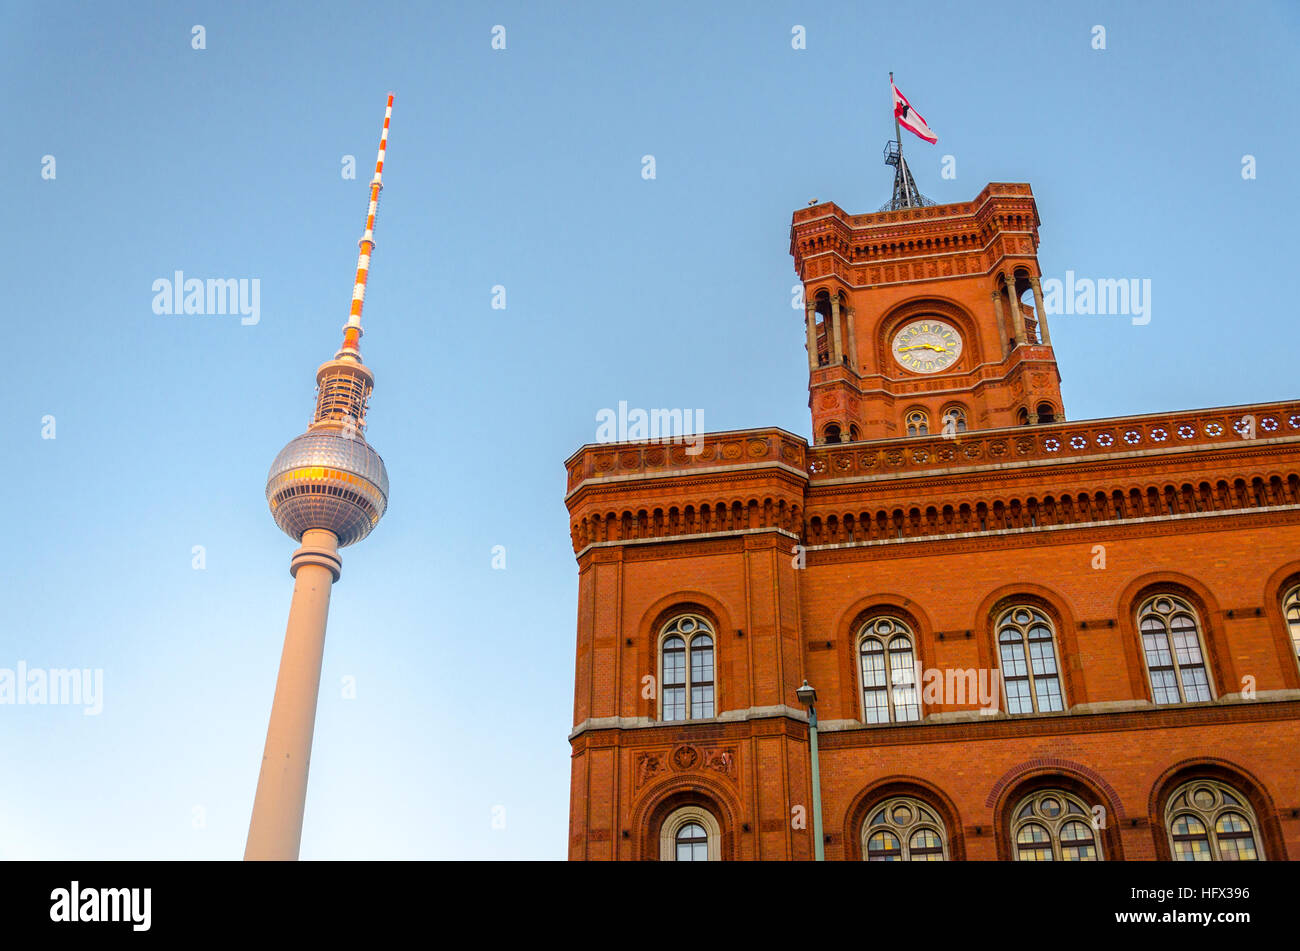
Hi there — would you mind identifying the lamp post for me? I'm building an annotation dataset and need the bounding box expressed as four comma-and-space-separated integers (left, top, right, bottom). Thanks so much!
797, 679, 825, 861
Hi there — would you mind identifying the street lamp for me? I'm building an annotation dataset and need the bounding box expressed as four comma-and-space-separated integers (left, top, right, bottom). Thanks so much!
797, 679, 825, 861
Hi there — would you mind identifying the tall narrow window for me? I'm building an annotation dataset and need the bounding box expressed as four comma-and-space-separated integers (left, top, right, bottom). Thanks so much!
660, 615, 715, 721
858, 617, 920, 723
940, 405, 968, 434
1011, 790, 1101, 861
997, 606, 1064, 714
1138, 596, 1212, 704
905, 409, 929, 436
1165, 780, 1263, 861
863, 797, 948, 861
1284, 585, 1300, 668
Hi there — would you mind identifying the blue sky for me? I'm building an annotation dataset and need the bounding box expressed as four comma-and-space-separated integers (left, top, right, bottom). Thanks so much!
2, 1, 1296, 859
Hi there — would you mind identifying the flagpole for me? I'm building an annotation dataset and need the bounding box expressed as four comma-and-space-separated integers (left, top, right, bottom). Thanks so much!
890, 71, 914, 206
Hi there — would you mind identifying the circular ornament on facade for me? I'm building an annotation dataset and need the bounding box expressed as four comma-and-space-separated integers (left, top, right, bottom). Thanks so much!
1045, 437, 1061, 452
859, 452, 878, 469
671, 745, 700, 771
782, 444, 799, 463
722, 442, 742, 460
619, 451, 640, 468
670, 445, 689, 464
595, 453, 615, 471
989, 440, 1008, 457
748, 439, 768, 457
1095, 432, 1114, 447
1261, 416, 1278, 432
835, 454, 852, 471
1289, 414, 1300, 429
1150, 427, 1168, 442
1232, 418, 1252, 437
809, 460, 826, 474
963, 444, 982, 459
1177, 425, 1195, 439
885, 449, 905, 466
1204, 421, 1224, 437
1123, 430, 1141, 445
1016, 437, 1034, 455
819, 393, 837, 409
890, 318, 963, 374
912, 449, 929, 464
645, 447, 665, 466
1070, 435, 1088, 450
936, 446, 955, 462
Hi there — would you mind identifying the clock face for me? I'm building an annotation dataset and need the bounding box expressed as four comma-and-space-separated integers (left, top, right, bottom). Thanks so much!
891, 319, 963, 374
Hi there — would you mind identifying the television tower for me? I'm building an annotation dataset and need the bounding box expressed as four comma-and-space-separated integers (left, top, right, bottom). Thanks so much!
244, 94, 395, 861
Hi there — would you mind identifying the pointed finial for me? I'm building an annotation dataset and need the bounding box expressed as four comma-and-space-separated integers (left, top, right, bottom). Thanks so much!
338, 93, 394, 361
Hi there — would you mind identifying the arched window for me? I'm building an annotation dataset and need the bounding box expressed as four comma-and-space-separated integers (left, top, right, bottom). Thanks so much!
858, 617, 920, 723
1284, 585, 1300, 668
660, 615, 714, 721
823, 423, 842, 445
939, 405, 967, 434
905, 409, 929, 436
1165, 780, 1263, 861
659, 805, 722, 861
1036, 402, 1056, 424
1011, 790, 1101, 861
863, 797, 947, 860
848, 424, 861, 442
1017, 407, 1030, 425
1137, 595, 1212, 704
997, 606, 1064, 714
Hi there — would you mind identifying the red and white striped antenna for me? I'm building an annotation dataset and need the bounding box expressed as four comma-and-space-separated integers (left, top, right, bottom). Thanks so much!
338, 92, 393, 359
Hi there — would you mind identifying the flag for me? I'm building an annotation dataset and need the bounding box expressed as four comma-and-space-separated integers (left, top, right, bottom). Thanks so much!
892, 81, 937, 144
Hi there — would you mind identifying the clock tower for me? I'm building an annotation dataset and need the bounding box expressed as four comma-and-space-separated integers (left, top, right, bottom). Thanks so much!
791, 183, 1064, 444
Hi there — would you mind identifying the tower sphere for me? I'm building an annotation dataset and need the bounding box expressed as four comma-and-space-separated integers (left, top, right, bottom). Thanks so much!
266, 427, 389, 547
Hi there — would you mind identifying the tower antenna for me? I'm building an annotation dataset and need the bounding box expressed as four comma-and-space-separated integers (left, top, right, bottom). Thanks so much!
339, 92, 394, 360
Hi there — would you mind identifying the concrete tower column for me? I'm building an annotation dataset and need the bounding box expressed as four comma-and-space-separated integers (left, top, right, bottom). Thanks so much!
991, 290, 1009, 359
830, 296, 844, 364
1005, 271, 1027, 346
245, 528, 342, 861
805, 301, 819, 371
1030, 274, 1051, 345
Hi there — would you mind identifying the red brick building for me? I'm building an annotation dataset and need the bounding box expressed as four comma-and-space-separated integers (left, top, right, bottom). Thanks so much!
563, 183, 1300, 861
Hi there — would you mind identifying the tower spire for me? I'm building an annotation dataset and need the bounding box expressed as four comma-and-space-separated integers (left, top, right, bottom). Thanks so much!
338, 92, 394, 361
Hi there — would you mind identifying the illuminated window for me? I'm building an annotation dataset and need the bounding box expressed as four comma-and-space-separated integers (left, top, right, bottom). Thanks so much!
858, 617, 920, 723
1165, 780, 1262, 861
863, 797, 947, 861
997, 606, 1064, 714
660, 615, 714, 721
1137, 596, 1212, 704
1011, 790, 1101, 861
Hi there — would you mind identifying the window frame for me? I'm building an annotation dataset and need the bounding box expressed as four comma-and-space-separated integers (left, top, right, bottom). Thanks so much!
660, 805, 722, 861
1136, 594, 1215, 705
1164, 779, 1264, 861
995, 605, 1066, 715
658, 614, 716, 722
1009, 789, 1102, 861
857, 616, 921, 724
862, 796, 948, 861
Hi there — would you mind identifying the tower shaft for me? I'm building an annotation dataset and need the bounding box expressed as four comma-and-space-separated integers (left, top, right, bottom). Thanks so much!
244, 529, 341, 861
